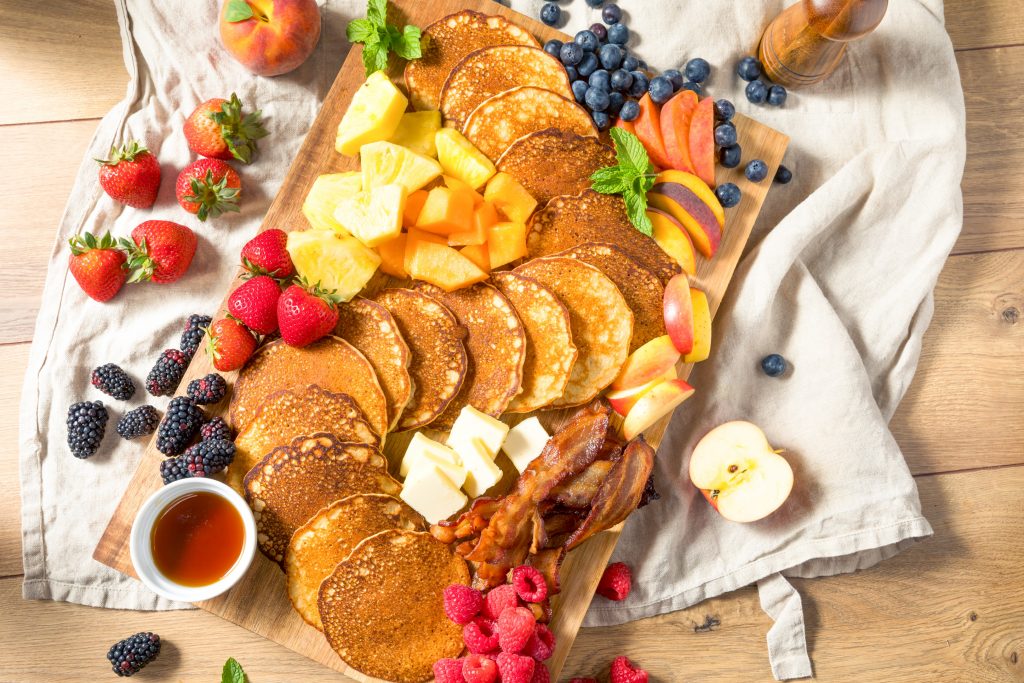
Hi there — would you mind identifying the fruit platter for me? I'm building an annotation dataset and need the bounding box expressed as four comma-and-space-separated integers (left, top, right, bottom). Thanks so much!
92, 0, 788, 680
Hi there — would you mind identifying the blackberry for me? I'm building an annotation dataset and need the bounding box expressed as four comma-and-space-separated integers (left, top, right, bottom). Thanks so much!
146, 349, 189, 396
106, 631, 160, 677
155, 396, 204, 455
186, 373, 227, 405
182, 439, 236, 477
67, 401, 108, 459
179, 313, 211, 357
116, 405, 161, 440
159, 455, 189, 484
91, 363, 136, 400
200, 416, 232, 442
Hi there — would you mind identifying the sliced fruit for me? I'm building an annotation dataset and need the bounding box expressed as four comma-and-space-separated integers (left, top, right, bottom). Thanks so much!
621, 378, 695, 440
404, 228, 447, 275
436, 127, 497, 190
660, 90, 698, 173
286, 229, 380, 302
484, 172, 537, 224
387, 110, 442, 158
606, 366, 677, 416
688, 97, 716, 186
459, 243, 490, 272
302, 172, 362, 234
335, 71, 408, 156
648, 208, 697, 276
403, 189, 429, 227
360, 140, 443, 193
333, 183, 407, 247
655, 170, 725, 226
406, 240, 489, 291
648, 177, 723, 258
415, 186, 474, 236
376, 233, 408, 278
633, 94, 673, 170
615, 117, 636, 136
443, 175, 485, 204
487, 221, 527, 269
453, 202, 498, 248
663, 274, 695, 355
684, 288, 711, 363
611, 334, 681, 391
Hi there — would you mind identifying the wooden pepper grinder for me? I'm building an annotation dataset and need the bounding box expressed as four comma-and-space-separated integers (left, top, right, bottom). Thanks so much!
758, 0, 888, 88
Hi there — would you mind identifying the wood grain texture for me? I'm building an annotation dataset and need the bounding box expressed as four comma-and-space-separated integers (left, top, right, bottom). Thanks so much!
945, 0, 1024, 51
0, 344, 31, 577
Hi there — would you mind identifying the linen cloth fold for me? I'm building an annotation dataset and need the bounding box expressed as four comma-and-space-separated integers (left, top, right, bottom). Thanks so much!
20, 0, 964, 678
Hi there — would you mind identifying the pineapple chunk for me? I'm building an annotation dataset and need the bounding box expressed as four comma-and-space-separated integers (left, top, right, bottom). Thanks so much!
286, 229, 380, 302
333, 183, 407, 248
436, 128, 496, 190
335, 71, 408, 156
302, 172, 362, 234
407, 241, 488, 292
388, 111, 442, 158
484, 172, 537, 223
361, 141, 442, 193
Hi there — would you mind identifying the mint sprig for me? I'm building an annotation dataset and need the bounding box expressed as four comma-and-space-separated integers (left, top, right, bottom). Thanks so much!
346, 0, 422, 77
221, 657, 247, 683
590, 127, 656, 236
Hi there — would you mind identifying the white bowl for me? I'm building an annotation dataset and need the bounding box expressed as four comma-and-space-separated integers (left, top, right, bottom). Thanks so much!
130, 477, 257, 603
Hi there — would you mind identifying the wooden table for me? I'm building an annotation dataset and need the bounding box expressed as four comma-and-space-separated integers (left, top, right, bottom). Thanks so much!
0, 1, 1020, 681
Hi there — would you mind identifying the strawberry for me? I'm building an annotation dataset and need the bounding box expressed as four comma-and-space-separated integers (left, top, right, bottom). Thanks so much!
183, 93, 268, 164
205, 317, 257, 372
120, 220, 197, 284
96, 141, 161, 208
175, 158, 241, 221
68, 232, 127, 302
227, 275, 281, 335
240, 228, 294, 279
277, 281, 340, 347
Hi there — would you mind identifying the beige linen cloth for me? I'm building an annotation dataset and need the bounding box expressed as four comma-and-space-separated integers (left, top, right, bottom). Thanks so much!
19, 0, 964, 678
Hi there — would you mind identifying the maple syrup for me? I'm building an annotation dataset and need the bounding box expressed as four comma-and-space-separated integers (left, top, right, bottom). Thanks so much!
150, 491, 245, 587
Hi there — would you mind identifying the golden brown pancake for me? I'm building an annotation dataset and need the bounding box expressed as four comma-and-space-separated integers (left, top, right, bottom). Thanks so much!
496, 128, 616, 205
319, 530, 469, 683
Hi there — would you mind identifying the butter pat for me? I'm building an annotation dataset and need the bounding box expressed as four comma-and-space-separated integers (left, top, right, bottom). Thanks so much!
400, 463, 467, 524
457, 438, 504, 498
400, 433, 467, 488
501, 417, 550, 473
448, 405, 510, 459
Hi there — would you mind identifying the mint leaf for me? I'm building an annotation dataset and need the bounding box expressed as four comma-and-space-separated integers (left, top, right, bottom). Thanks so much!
590, 166, 630, 194
366, 0, 388, 26
394, 24, 422, 60
610, 127, 652, 177
623, 189, 653, 236
362, 40, 389, 75
346, 18, 378, 44
221, 658, 247, 683
224, 0, 254, 22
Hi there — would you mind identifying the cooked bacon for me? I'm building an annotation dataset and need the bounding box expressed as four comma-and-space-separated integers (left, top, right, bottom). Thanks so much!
548, 460, 615, 508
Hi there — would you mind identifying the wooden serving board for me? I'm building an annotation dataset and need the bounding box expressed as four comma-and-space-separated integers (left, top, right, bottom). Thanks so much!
94, 0, 788, 680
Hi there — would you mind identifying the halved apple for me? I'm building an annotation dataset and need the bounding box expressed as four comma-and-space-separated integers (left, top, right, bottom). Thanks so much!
648, 208, 697, 276
685, 288, 711, 363
663, 274, 695, 355
689, 421, 793, 523
648, 174, 723, 259
611, 334, 680, 391
621, 378, 695, 440
607, 366, 676, 416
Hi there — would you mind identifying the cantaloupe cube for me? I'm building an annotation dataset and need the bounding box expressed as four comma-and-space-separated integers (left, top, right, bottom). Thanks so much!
416, 186, 474, 236
404, 228, 447, 274
484, 172, 537, 223
376, 233, 408, 278
403, 190, 429, 228
407, 241, 488, 291
460, 244, 490, 272
443, 175, 485, 205
487, 221, 528, 269
448, 201, 498, 246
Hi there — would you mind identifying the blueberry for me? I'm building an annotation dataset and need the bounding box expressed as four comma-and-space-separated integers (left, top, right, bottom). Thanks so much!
598, 43, 623, 70
736, 56, 762, 81
585, 0, 604, 7
714, 123, 737, 147
571, 80, 589, 104
577, 52, 599, 78
588, 69, 610, 91
590, 23, 608, 42
608, 91, 625, 115
718, 143, 741, 169
662, 69, 684, 90
543, 39, 563, 59
745, 79, 768, 104
745, 159, 768, 182
602, 3, 622, 24
565, 65, 579, 81
774, 164, 793, 184
592, 110, 611, 131
610, 69, 633, 92
540, 2, 561, 26
585, 86, 610, 112
560, 42, 584, 67
575, 30, 599, 53
619, 99, 640, 122
766, 84, 788, 107
648, 76, 673, 104
684, 57, 711, 83
715, 182, 741, 208
622, 53, 639, 72
628, 71, 649, 98
761, 354, 787, 377
714, 98, 735, 121
637, 59, 649, 71
607, 23, 629, 45
679, 81, 703, 96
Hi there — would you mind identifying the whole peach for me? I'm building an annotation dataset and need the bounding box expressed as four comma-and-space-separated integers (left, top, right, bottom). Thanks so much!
219, 0, 321, 77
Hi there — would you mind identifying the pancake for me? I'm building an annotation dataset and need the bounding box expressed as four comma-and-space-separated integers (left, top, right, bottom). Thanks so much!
496, 128, 616, 205
526, 189, 682, 284
319, 530, 469, 683
244, 435, 400, 565
412, 282, 526, 430
229, 337, 389, 441
404, 10, 539, 112
227, 386, 380, 494
463, 86, 598, 162
555, 242, 667, 352
440, 46, 573, 130
335, 297, 412, 430
374, 288, 468, 431
490, 270, 577, 412
513, 257, 632, 407
285, 494, 425, 631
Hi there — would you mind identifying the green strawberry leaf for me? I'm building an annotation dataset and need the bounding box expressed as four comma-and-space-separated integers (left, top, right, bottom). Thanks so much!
224, 0, 254, 23
221, 657, 247, 683
346, 18, 378, 44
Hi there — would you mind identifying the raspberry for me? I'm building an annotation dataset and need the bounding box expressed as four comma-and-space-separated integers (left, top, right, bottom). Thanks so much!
531, 664, 551, 683
432, 658, 464, 683
496, 652, 535, 683
596, 562, 632, 601
463, 617, 499, 654
512, 565, 548, 603
524, 623, 555, 661
497, 606, 536, 653
610, 656, 648, 683
443, 583, 483, 624
462, 653, 498, 683
483, 583, 520, 620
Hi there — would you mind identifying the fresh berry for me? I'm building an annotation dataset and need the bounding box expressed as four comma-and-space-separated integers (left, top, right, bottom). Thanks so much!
607, 91, 625, 116
715, 182, 741, 208
497, 606, 536, 653
714, 123, 737, 147
680, 81, 703, 96
483, 583, 520, 620
628, 71, 649, 98
661, 68, 684, 90
714, 98, 736, 121
185, 373, 227, 404
531, 664, 551, 683
496, 652, 535, 683
542, 39, 562, 59
766, 84, 788, 107
444, 583, 483, 625
601, 3, 622, 24
574, 29, 599, 53
146, 349, 189, 396
585, 0, 604, 7
684, 57, 711, 83
609, 656, 648, 683
106, 631, 161, 677
745, 159, 769, 182
433, 658, 464, 683
565, 65, 580, 81
559, 42, 583, 67
719, 144, 742, 169
525, 623, 555, 661
121, 220, 197, 284
607, 22, 629, 45
761, 353, 787, 376
648, 76, 673, 104
596, 562, 632, 601
206, 317, 257, 371
116, 405, 160, 440
277, 281, 340, 347
736, 55, 762, 81
91, 363, 135, 400
610, 69, 633, 92
96, 141, 161, 208
155, 396, 204, 455
774, 164, 793, 184
183, 93, 268, 164
180, 314, 212, 357
511, 565, 548, 603
462, 653, 499, 683
539, 2, 560, 26
66, 401, 108, 459
588, 69, 610, 91
598, 43, 623, 71
159, 455, 189, 484
745, 79, 768, 104
585, 87, 610, 113
463, 617, 500, 654
571, 80, 589, 104
577, 52, 599, 78
622, 53, 639, 72
240, 228, 295, 279
68, 232, 127, 303
200, 416, 232, 442
181, 438, 235, 477
175, 158, 241, 221
619, 99, 640, 122
589, 22, 607, 41
228, 275, 281, 334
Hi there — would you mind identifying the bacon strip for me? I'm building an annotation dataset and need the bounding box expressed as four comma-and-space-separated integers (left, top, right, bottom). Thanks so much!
547, 460, 615, 508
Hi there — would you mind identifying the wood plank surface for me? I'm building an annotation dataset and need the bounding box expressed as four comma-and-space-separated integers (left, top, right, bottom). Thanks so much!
0, 344, 31, 577
945, 0, 1024, 51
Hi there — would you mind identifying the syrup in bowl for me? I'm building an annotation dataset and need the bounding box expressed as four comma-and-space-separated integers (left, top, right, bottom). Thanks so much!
151, 490, 245, 587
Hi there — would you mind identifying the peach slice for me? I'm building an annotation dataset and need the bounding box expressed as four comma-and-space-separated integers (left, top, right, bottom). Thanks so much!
655, 170, 725, 226
663, 274, 695, 355
633, 93, 672, 170
606, 366, 677, 416
648, 208, 697, 276
688, 96, 716, 187
611, 334, 680, 391
621, 378, 695, 440
684, 288, 711, 363
648, 177, 723, 259
660, 90, 698, 174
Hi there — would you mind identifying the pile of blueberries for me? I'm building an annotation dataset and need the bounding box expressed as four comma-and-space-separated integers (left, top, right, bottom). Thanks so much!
737, 55, 787, 107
